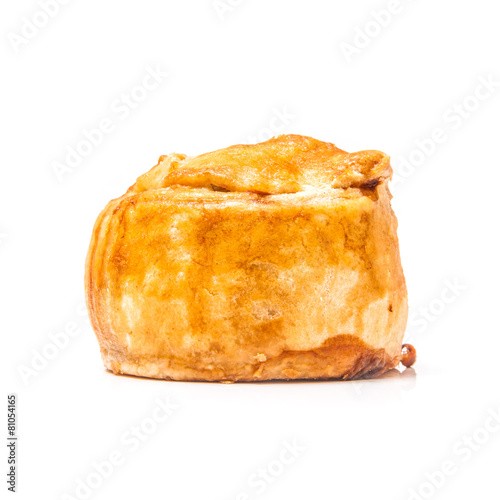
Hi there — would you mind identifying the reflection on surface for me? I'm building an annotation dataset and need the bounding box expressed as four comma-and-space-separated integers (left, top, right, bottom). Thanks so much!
349, 367, 417, 399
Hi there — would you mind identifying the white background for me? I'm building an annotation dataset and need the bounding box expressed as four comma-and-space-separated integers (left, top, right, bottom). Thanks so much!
1, 1, 500, 499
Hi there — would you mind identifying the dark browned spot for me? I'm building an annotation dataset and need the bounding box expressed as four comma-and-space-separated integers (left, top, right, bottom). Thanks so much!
210, 184, 230, 192
388, 304, 393, 312
360, 179, 379, 189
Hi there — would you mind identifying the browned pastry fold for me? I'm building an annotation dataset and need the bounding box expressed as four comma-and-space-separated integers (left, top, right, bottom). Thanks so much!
85, 134, 410, 381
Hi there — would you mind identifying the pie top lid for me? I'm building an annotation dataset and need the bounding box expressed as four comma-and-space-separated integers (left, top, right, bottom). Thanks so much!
132, 134, 392, 195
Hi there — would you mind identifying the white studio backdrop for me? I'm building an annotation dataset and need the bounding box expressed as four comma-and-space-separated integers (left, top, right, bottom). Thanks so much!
1, 1, 499, 499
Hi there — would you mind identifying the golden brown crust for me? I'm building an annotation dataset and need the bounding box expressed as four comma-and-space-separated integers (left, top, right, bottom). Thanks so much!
132, 135, 392, 194
85, 135, 409, 382
100, 334, 401, 382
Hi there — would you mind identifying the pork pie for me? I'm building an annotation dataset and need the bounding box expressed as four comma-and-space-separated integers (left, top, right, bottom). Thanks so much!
85, 135, 414, 381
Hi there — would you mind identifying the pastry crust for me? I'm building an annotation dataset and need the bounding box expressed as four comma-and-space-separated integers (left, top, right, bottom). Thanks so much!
85, 135, 410, 381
